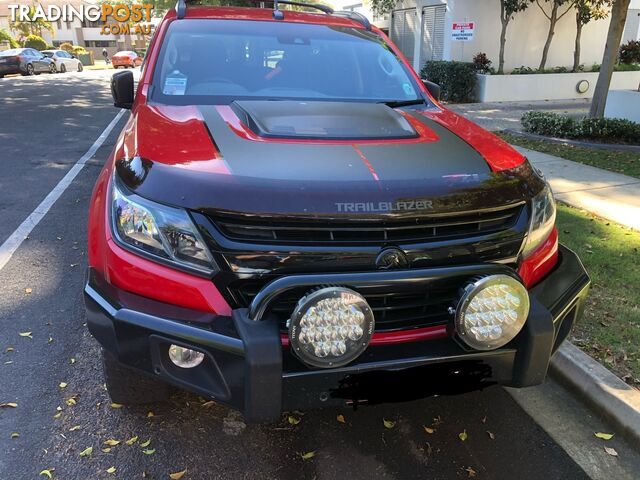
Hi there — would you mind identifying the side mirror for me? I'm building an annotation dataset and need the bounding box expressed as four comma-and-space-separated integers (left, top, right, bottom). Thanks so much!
422, 79, 442, 101
111, 70, 134, 109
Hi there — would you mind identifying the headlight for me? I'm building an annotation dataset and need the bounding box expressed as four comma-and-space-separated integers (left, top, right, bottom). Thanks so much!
454, 274, 530, 350
110, 177, 217, 275
289, 287, 375, 368
522, 184, 556, 257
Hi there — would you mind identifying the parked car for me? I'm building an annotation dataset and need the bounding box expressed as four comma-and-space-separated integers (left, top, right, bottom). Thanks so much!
0, 48, 56, 77
42, 49, 83, 73
111, 50, 143, 69
85, 2, 590, 422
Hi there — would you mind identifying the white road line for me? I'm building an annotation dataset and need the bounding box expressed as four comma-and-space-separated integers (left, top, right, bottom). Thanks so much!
0, 109, 126, 272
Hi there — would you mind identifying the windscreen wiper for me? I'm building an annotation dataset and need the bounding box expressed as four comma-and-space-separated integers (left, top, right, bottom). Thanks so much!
379, 99, 426, 108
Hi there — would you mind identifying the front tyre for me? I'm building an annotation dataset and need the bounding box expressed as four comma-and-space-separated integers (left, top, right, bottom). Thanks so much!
102, 349, 171, 404
26, 63, 35, 75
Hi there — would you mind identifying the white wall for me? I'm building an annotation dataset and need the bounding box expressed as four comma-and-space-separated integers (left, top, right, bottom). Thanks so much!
477, 71, 640, 102
445, 0, 611, 72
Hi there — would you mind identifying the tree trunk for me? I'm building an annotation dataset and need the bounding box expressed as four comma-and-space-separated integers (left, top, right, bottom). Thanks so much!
590, 0, 632, 118
573, 13, 582, 72
539, 3, 559, 70
499, 18, 509, 74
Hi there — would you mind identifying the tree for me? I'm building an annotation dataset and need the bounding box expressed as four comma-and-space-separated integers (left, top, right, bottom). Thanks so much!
23, 34, 47, 51
589, 0, 631, 117
497, 1, 529, 74
534, 0, 577, 70
9, 6, 53, 40
573, 0, 610, 71
0, 28, 20, 49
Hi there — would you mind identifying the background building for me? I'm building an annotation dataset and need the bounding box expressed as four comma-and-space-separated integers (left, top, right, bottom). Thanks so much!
332, 0, 640, 73
0, 0, 149, 56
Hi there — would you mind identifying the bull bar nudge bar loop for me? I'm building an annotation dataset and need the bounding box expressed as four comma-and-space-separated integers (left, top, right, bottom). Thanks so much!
247, 264, 521, 321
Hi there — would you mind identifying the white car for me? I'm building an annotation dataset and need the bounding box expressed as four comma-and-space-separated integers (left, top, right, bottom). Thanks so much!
42, 50, 83, 73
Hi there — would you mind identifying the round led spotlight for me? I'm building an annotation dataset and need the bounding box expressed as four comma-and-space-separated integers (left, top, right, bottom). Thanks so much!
289, 287, 375, 368
455, 275, 530, 351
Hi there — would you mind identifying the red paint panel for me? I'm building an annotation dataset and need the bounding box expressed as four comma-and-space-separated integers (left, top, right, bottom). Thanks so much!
518, 228, 559, 288
419, 109, 526, 172
281, 325, 449, 347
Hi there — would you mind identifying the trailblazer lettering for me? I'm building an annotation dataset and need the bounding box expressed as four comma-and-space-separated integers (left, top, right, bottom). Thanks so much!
335, 200, 434, 213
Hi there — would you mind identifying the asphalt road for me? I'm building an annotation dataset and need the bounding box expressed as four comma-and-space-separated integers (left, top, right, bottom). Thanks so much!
0, 70, 624, 480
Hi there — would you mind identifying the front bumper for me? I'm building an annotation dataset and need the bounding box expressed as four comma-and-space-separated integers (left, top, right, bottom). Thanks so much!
84, 245, 589, 422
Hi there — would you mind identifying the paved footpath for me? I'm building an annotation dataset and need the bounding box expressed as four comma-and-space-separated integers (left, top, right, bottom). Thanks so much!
516, 147, 640, 231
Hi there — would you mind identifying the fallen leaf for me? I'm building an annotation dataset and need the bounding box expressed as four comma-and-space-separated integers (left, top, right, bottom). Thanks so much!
79, 447, 93, 457
102, 448, 111, 453
459, 430, 468, 441
10, 432, 19, 438
300, 451, 316, 460
0, 402, 17, 408
147, 411, 155, 417
70, 358, 76, 365
336, 414, 345, 424
169, 470, 187, 479
69, 425, 81, 432
487, 431, 496, 440
103, 439, 120, 446
604, 446, 618, 457
125, 436, 138, 445
59, 382, 67, 389
25, 288, 32, 294
18, 332, 32, 339
48, 337, 53, 344
383, 419, 395, 429
595, 432, 614, 440
53, 412, 61, 419
140, 439, 151, 448
106, 466, 116, 474
201, 401, 215, 407
465, 467, 477, 477
5, 347, 13, 353
65, 397, 76, 406
110, 403, 123, 409
142, 448, 156, 455
39, 470, 52, 479
424, 426, 435, 434
288, 416, 301, 425
4, 361, 13, 365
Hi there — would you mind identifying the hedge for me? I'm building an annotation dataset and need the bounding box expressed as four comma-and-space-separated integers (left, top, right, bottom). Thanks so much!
420, 61, 477, 103
521, 111, 640, 144
23, 34, 47, 51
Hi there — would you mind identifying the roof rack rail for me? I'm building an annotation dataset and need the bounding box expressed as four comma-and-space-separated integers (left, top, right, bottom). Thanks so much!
333, 10, 371, 31
273, 0, 334, 15
175, 0, 186, 19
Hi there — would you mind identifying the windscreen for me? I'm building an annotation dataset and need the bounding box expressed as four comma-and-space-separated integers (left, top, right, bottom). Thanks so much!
150, 19, 422, 105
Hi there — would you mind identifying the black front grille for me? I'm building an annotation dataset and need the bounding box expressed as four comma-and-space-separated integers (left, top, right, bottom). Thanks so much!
210, 204, 523, 245
228, 281, 458, 332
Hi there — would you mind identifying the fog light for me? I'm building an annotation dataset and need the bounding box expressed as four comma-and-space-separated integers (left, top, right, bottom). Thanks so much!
455, 275, 530, 350
168, 344, 205, 368
289, 287, 375, 368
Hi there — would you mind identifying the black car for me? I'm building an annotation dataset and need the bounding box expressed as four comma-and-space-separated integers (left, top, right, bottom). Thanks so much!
0, 48, 57, 77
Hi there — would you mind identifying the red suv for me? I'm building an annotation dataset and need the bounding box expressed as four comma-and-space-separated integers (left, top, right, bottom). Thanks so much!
85, 1, 589, 422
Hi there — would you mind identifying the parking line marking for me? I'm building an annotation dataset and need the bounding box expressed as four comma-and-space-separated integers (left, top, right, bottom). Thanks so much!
0, 110, 126, 272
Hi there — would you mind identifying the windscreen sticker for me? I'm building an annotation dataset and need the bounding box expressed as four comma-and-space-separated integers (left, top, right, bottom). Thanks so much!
403, 83, 416, 97
163, 75, 187, 95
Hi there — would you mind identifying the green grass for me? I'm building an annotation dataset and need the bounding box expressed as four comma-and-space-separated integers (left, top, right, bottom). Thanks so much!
556, 204, 640, 383
496, 132, 640, 179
